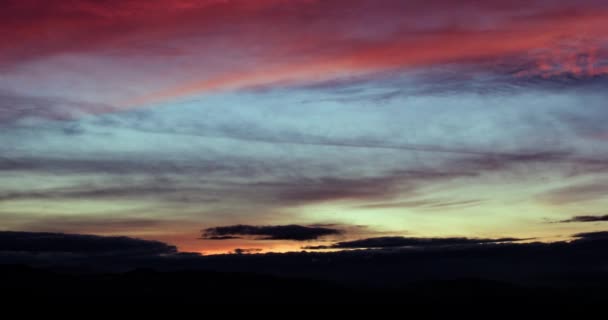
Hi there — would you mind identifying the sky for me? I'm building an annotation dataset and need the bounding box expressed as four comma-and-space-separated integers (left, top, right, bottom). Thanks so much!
1, 0, 608, 254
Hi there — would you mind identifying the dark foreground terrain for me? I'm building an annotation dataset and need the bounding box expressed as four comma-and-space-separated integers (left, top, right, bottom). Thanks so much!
2, 231, 607, 304
1, 264, 606, 305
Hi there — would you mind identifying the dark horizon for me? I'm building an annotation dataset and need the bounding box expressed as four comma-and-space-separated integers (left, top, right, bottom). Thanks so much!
1, 229, 607, 282
2, 229, 608, 304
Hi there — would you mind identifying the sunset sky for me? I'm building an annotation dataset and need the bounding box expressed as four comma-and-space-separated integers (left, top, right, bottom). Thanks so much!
1, 0, 608, 254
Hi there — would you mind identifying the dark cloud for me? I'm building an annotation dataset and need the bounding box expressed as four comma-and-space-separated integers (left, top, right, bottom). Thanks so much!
303, 236, 525, 250
560, 215, 608, 223
204, 236, 241, 240
572, 231, 608, 241
201, 224, 342, 241
0, 231, 177, 255
233, 248, 263, 255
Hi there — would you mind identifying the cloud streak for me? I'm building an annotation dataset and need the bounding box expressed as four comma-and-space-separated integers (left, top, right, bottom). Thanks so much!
304, 236, 525, 250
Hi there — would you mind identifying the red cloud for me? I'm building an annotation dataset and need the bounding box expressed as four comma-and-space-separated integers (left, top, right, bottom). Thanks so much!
2, 0, 607, 106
